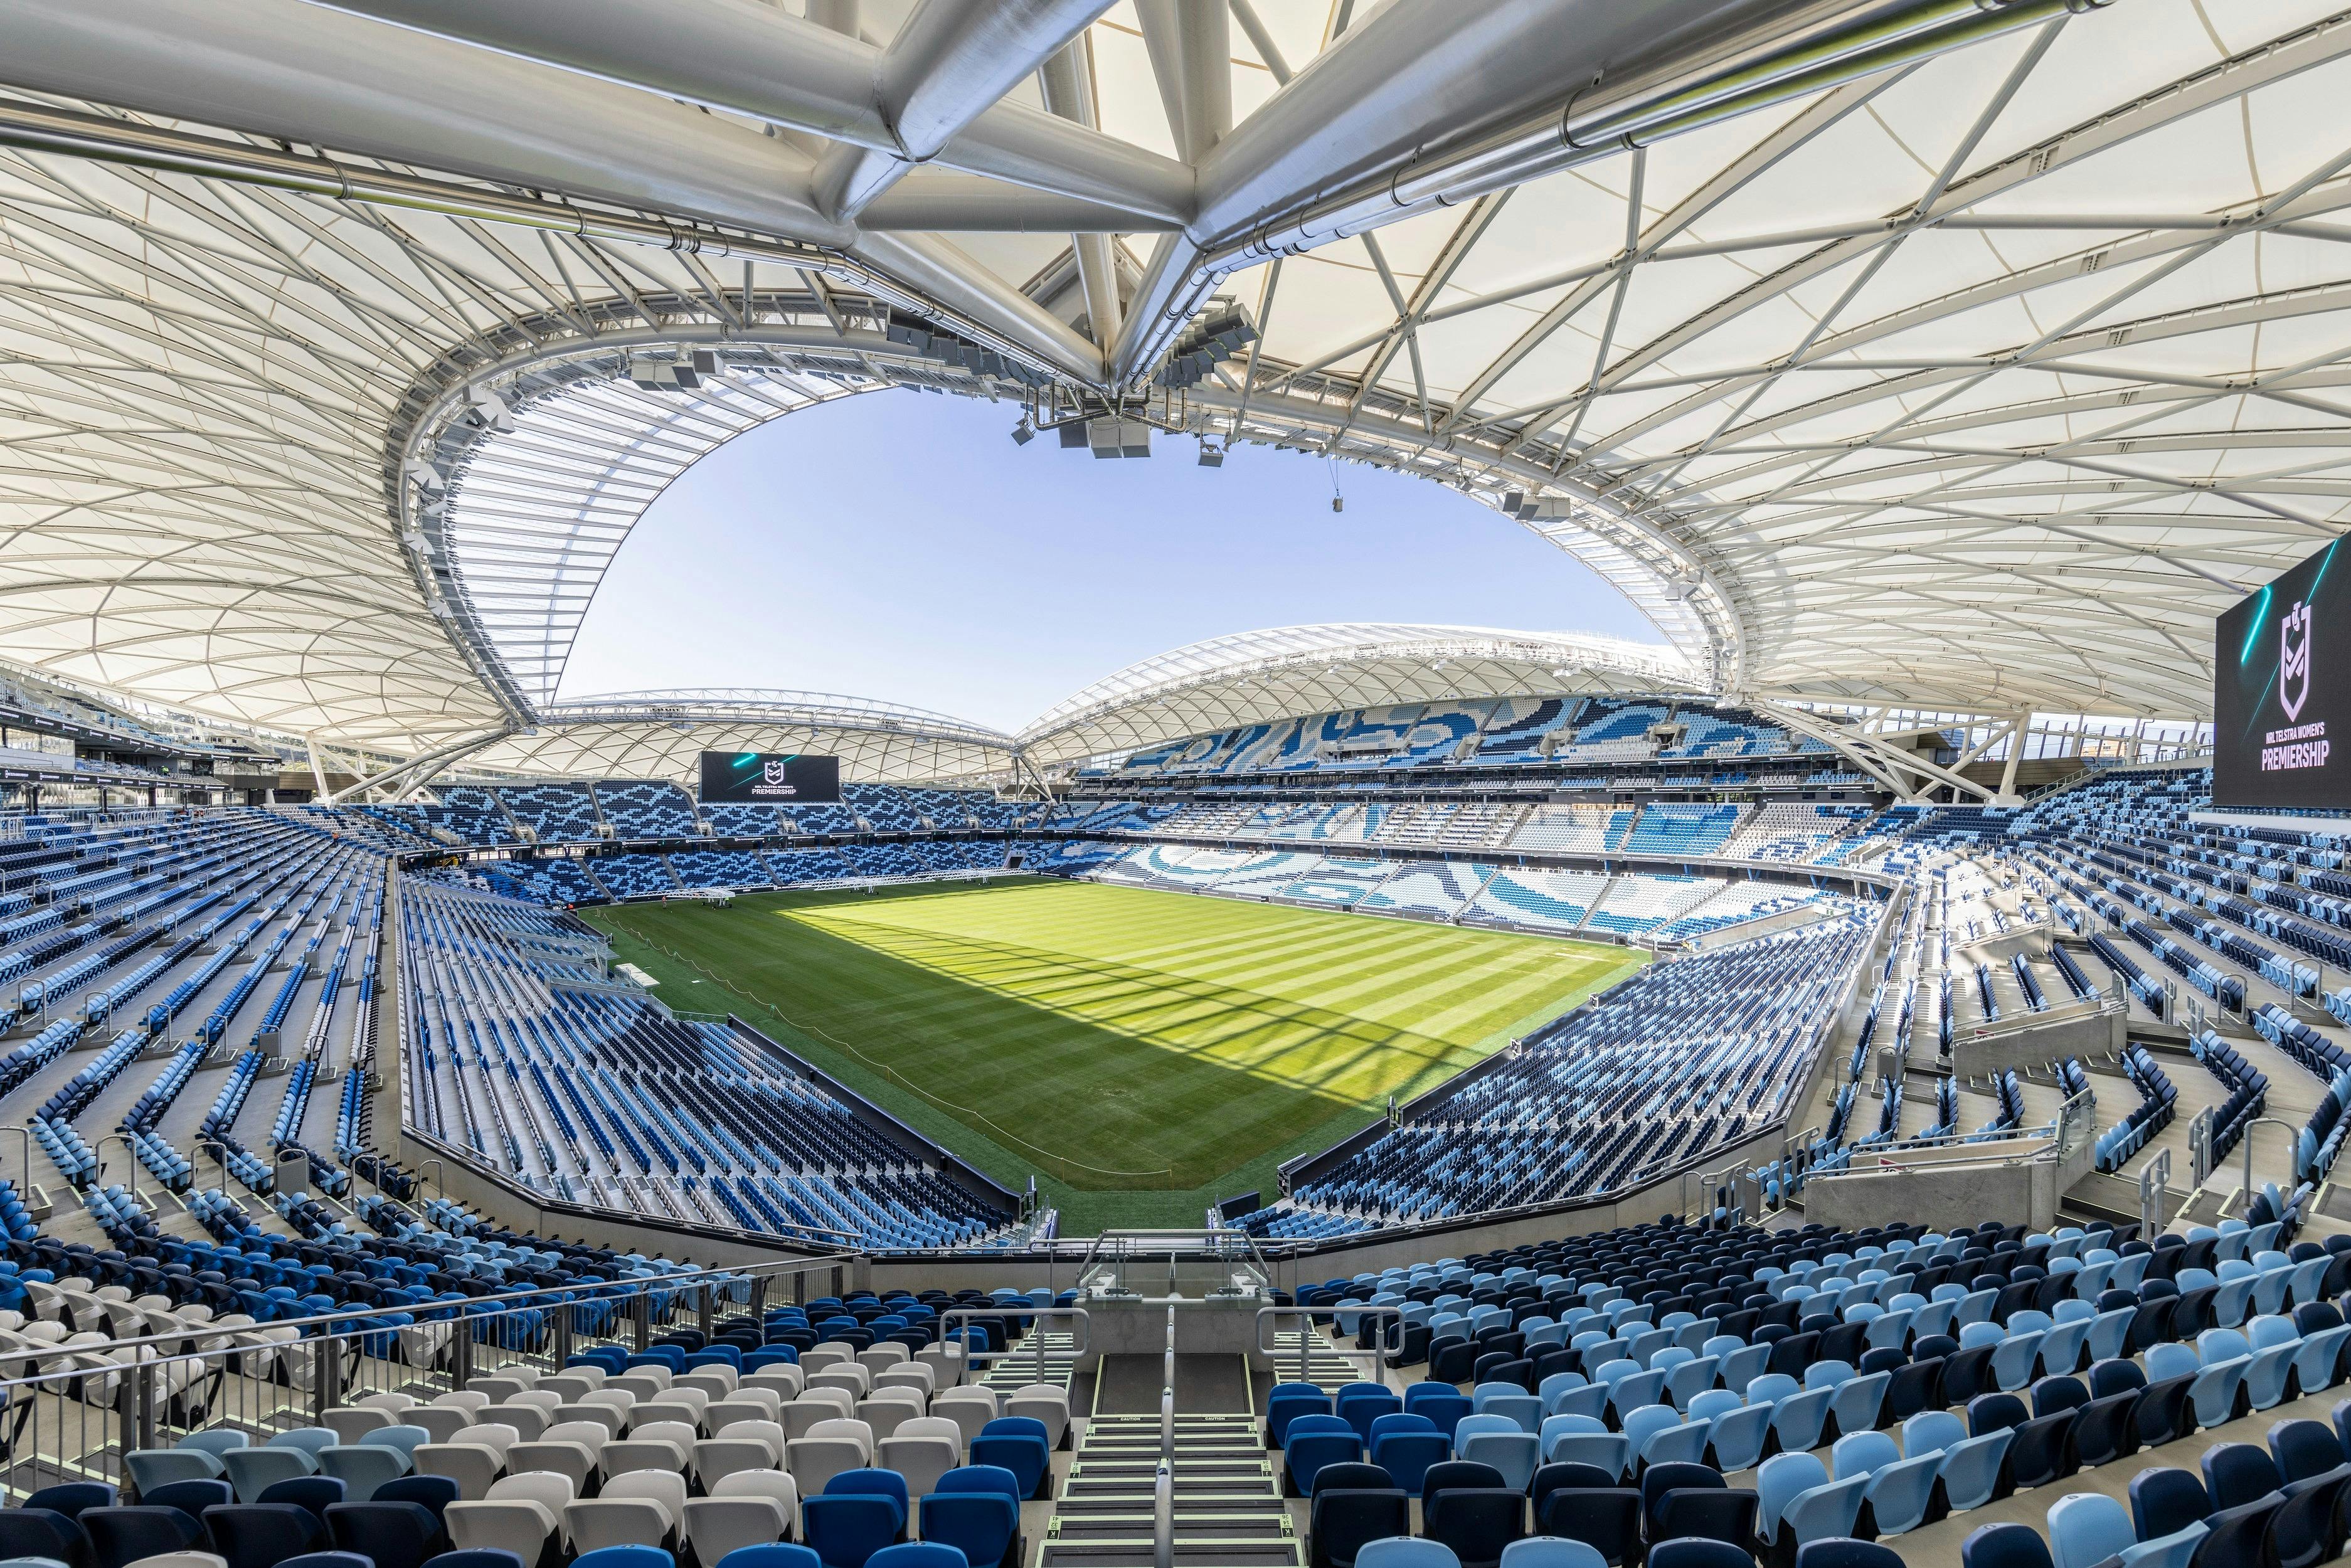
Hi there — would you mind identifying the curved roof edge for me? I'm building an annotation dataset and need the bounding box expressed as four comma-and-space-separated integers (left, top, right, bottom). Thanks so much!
1016, 623, 1699, 769
464, 687, 1017, 786
538, 689, 1016, 748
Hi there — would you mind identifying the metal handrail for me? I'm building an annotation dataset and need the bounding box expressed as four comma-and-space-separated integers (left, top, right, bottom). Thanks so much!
1068, 1227, 1274, 1295
93, 1132, 141, 1204
937, 1304, 1090, 1387
1842, 1145, 2058, 1177
1256, 1304, 1403, 1388
2239, 1116, 2298, 1207
1159, 1304, 1176, 1461
0, 1245, 861, 1372
0, 1124, 28, 1197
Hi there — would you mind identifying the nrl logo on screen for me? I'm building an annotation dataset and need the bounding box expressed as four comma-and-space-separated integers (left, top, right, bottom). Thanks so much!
2283, 600, 2314, 721
762, 760, 791, 785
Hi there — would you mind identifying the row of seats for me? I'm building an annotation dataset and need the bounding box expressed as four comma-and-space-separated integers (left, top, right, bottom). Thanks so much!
7, 1458, 1011, 1568
1278, 1214, 2351, 1568
1956, 1414, 2351, 1568
368, 787, 1026, 854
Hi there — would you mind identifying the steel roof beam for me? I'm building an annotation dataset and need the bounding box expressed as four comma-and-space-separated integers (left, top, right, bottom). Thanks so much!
304, 0, 1189, 228
0, 0, 849, 246
809, 0, 1123, 223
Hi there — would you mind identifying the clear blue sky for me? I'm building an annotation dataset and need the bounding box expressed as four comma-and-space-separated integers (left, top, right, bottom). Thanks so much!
558, 390, 1660, 731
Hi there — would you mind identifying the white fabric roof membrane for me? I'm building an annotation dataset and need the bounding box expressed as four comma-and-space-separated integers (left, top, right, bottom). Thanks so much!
0, 0, 2335, 771
1016, 624, 1697, 770
473, 689, 1016, 786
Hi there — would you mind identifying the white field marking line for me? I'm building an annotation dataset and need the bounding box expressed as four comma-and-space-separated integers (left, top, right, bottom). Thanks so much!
620, 928, 1176, 1180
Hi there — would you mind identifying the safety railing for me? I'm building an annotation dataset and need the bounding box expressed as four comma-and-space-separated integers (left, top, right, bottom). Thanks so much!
1256, 1303, 1404, 1388
0, 1248, 857, 1500
1069, 1227, 1273, 1298
935, 1304, 1090, 1389
1155, 1305, 1174, 1568
1956, 988, 2121, 1047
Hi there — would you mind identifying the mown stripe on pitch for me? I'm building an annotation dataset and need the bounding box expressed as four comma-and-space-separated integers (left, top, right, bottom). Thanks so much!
634, 877, 1610, 1184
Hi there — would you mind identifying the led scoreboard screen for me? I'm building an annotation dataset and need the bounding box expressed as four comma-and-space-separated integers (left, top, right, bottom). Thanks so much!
2215, 538, 2347, 809
698, 752, 841, 805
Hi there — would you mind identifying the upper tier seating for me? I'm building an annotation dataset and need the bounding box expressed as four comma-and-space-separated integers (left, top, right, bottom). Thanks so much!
374, 787, 518, 849
1473, 697, 1582, 765
1397, 701, 1502, 765
1116, 694, 1827, 779
494, 785, 601, 844
1621, 805, 1743, 859
704, 803, 782, 837
1663, 707, 1796, 758
842, 786, 924, 834
595, 781, 702, 840
1507, 807, 1621, 856
1721, 804, 1867, 864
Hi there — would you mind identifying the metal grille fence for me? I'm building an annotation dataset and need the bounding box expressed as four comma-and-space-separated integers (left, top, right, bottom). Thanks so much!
0, 1253, 857, 1500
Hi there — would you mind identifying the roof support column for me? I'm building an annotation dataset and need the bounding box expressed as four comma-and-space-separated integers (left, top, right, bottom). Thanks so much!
1995, 710, 2030, 806
1039, 34, 1122, 359
327, 727, 514, 804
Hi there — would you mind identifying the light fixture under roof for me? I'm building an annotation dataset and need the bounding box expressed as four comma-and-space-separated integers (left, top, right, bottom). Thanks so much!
627, 350, 716, 391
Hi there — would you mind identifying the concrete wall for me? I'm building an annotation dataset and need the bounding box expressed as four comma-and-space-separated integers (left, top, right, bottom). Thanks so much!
1805, 1153, 2050, 1234
1680, 902, 1841, 953
1953, 924, 2051, 965
1950, 999, 2125, 1078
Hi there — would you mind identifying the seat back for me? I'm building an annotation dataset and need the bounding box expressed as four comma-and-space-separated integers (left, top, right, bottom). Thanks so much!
918, 1491, 1018, 1568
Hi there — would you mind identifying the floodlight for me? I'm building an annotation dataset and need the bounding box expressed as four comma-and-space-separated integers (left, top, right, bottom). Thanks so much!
465, 388, 512, 432
1197, 442, 1224, 467
1011, 418, 1036, 445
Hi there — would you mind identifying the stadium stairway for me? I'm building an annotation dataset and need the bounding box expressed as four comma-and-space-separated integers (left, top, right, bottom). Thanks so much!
1265, 1325, 1377, 1394
1046, 1355, 1295, 1568
984, 1323, 1085, 1392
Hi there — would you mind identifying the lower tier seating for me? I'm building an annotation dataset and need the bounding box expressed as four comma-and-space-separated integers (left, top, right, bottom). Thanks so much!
1246, 917, 1872, 1232
1271, 1213, 2351, 1568
400, 882, 1021, 1252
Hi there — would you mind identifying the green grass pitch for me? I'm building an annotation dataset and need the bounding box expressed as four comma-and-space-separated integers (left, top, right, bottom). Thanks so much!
584, 876, 1645, 1232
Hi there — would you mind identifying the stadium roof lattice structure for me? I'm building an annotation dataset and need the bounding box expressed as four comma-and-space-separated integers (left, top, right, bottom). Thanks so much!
477, 690, 1017, 786
1015, 623, 1696, 769
0, 0, 2341, 778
